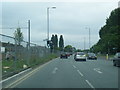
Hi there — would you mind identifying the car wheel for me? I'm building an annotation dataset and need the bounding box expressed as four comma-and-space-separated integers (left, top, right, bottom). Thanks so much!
113, 61, 116, 66
116, 61, 119, 67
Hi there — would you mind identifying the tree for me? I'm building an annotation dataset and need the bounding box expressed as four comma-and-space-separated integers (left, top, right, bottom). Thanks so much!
92, 7, 120, 54
50, 35, 55, 52
51, 34, 55, 46
14, 27, 23, 45
54, 34, 58, 50
59, 35, 64, 51
64, 45, 73, 52
76, 49, 82, 52
72, 47, 76, 52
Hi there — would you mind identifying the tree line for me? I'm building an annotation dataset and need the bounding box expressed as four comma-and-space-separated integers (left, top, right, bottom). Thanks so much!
13, 28, 77, 53
91, 7, 120, 54
48, 34, 64, 53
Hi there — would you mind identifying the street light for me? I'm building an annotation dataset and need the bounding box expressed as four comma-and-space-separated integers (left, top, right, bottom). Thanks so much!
84, 37, 86, 50
85, 27, 91, 51
47, 6, 56, 47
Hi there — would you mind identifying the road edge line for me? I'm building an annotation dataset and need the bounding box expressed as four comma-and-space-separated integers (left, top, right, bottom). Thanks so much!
4, 58, 55, 88
0, 68, 32, 84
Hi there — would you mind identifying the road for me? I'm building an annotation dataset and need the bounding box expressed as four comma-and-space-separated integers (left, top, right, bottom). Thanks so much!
4, 55, 119, 88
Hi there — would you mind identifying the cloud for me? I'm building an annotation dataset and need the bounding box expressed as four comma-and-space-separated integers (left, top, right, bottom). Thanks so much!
1, 2, 117, 49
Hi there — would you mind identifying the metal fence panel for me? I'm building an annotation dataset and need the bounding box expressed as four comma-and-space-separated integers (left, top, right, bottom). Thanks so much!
0, 34, 57, 79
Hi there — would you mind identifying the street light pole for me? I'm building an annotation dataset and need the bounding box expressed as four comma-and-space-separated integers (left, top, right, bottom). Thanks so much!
47, 7, 49, 41
89, 28, 91, 50
85, 27, 91, 51
47, 7, 56, 47
28, 20, 30, 50
27, 20, 30, 66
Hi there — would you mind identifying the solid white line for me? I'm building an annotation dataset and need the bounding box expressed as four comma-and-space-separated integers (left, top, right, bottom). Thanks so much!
0, 68, 32, 84
77, 70, 83, 76
85, 80, 95, 88
72, 65, 77, 68
5, 59, 55, 88
1, 57, 57, 85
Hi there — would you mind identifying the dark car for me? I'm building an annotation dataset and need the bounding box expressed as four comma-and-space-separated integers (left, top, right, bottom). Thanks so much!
87, 53, 97, 60
70, 53, 73, 55
66, 52, 71, 57
60, 52, 68, 59
113, 52, 120, 67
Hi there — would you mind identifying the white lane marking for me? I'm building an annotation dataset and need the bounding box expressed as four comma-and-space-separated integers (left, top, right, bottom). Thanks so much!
94, 68, 102, 74
77, 70, 83, 76
0, 68, 32, 84
72, 65, 77, 68
85, 80, 95, 88
52, 67, 58, 74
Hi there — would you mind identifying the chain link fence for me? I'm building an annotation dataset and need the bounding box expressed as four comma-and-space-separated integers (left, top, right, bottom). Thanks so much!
0, 34, 59, 79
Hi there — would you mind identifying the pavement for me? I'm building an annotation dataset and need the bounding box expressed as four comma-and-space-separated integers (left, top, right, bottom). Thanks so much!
2, 55, 120, 88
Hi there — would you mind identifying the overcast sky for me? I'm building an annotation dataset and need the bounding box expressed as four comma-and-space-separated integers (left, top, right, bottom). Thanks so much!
0, 1, 118, 49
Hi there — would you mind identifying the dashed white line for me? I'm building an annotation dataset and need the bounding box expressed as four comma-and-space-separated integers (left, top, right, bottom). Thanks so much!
77, 70, 83, 77
85, 80, 95, 88
97, 71, 102, 74
72, 65, 77, 68
94, 68, 102, 74
52, 67, 58, 74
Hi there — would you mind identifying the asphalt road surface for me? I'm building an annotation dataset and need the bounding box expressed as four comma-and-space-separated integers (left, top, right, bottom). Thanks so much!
5, 55, 119, 88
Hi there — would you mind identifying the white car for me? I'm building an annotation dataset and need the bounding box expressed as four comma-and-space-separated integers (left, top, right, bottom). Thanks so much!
74, 52, 87, 61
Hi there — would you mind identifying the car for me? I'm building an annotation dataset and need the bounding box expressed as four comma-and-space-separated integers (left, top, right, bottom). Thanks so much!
66, 52, 71, 57
60, 52, 68, 59
113, 52, 120, 67
74, 52, 87, 61
70, 53, 73, 55
87, 53, 97, 60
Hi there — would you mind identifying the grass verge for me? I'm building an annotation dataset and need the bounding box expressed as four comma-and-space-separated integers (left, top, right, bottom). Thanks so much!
2, 53, 58, 79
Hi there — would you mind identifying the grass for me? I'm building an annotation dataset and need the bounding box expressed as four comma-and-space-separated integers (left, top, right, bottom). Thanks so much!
2, 59, 27, 78
2, 53, 58, 79
97, 54, 114, 60
97, 54, 114, 57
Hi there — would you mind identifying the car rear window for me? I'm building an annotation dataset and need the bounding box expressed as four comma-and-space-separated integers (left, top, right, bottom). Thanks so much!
118, 53, 120, 57
77, 52, 85, 55
88, 53, 95, 56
